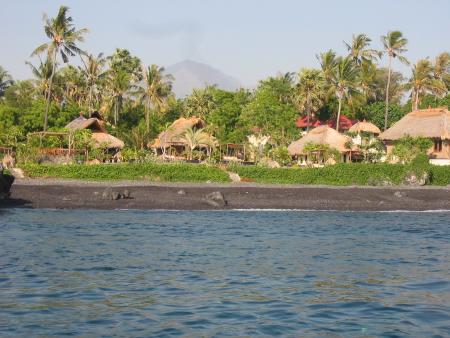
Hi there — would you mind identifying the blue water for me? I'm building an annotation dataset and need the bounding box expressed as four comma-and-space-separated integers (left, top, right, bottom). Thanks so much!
0, 210, 449, 337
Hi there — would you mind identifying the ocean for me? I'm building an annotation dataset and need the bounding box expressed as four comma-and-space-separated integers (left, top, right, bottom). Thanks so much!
1, 209, 449, 336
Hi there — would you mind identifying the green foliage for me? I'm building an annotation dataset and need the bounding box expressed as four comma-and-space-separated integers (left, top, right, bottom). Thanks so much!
391, 136, 433, 163
303, 142, 341, 163
22, 163, 230, 182
360, 101, 404, 129
271, 146, 292, 166
428, 165, 450, 186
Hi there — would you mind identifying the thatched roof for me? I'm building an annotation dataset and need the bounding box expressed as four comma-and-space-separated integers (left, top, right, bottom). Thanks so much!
151, 117, 206, 148
91, 132, 124, 149
288, 125, 353, 155
349, 120, 381, 134
65, 117, 106, 133
379, 108, 450, 141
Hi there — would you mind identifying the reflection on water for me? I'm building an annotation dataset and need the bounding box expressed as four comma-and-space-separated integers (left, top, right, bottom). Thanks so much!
0, 209, 449, 336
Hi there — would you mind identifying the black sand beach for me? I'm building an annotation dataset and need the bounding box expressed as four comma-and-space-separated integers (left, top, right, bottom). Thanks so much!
2, 178, 450, 211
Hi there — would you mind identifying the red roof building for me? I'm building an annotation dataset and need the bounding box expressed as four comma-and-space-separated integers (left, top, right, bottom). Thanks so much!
295, 115, 322, 129
296, 114, 355, 132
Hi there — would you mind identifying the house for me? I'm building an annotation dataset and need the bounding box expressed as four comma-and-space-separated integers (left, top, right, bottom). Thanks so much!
295, 114, 355, 133
288, 125, 355, 164
379, 108, 450, 165
65, 113, 124, 152
150, 117, 214, 158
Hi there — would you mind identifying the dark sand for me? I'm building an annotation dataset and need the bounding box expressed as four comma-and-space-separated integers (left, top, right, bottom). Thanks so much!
2, 178, 450, 211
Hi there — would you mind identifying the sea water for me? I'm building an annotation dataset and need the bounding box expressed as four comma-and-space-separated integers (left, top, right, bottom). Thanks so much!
0, 209, 449, 336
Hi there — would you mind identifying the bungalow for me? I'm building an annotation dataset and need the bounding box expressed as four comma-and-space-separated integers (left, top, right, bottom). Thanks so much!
379, 108, 450, 165
295, 114, 355, 132
288, 125, 355, 164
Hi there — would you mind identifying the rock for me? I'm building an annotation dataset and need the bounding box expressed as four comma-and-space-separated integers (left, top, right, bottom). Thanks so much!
403, 171, 428, 186
122, 189, 131, 199
111, 191, 121, 200
177, 189, 186, 195
204, 191, 227, 208
266, 159, 280, 168
228, 172, 241, 183
9, 168, 25, 179
394, 191, 403, 198
101, 188, 120, 200
0, 171, 14, 200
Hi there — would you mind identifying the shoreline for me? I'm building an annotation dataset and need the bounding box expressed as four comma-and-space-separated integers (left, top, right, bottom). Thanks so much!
2, 178, 450, 211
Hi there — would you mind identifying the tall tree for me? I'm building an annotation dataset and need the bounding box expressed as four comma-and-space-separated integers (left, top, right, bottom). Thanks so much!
381, 30, 408, 130
26, 58, 54, 99
344, 33, 379, 66
106, 69, 130, 126
317, 50, 338, 82
79, 53, 107, 114
184, 87, 216, 119
294, 68, 325, 131
0, 66, 13, 98
405, 59, 446, 110
136, 64, 173, 132
326, 57, 360, 131
433, 52, 450, 92
31, 6, 88, 131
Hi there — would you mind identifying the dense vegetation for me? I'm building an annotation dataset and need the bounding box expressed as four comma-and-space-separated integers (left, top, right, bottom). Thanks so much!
22, 163, 230, 182
1, 6, 449, 153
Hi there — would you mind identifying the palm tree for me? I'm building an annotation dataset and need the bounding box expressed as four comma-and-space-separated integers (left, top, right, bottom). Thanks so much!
0, 66, 13, 98
344, 33, 380, 66
294, 68, 325, 131
26, 58, 54, 99
327, 57, 360, 131
381, 31, 408, 130
433, 52, 450, 92
79, 53, 107, 114
106, 69, 130, 126
404, 59, 446, 111
136, 65, 173, 132
181, 127, 211, 160
317, 49, 338, 82
31, 6, 88, 131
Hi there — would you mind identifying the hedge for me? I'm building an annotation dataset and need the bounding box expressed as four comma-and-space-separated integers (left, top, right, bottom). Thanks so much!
229, 163, 450, 186
22, 163, 230, 183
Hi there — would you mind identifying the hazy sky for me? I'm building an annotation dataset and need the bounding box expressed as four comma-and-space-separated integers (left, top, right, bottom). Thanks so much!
2, 0, 450, 86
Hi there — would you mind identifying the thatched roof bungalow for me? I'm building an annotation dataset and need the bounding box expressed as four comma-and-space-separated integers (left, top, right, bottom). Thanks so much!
65, 114, 124, 150
349, 120, 381, 135
379, 108, 450, 164
288, 125, 355, 163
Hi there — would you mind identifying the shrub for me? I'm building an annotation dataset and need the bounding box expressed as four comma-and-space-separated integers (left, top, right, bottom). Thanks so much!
391, 136, 433, 163
21, 163, 230, 183
271, 146, 291, 166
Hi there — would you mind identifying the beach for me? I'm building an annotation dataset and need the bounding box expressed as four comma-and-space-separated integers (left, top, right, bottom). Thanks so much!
3, 178, 450, 211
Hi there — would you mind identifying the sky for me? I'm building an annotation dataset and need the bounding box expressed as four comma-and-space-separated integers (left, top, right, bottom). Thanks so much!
1, 0, 450, 87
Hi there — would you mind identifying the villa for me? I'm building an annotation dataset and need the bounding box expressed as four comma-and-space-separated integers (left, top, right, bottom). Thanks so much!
379, 107, 450, 165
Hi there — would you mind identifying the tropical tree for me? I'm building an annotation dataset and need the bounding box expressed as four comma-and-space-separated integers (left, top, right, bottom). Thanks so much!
31, 6, 88, 131
26, 58, 54, 99
181, 127, 212, 160
79, 53, 107, 114
136, 64, 173, 132
326, 56, 360, 131
344, 33, 379, 66
404, 59, 446, 111
433, 52, 450, 92
317, 49, 338, 82
294, 68, 325, 131
0, 66, 13, 98
381, 30, 408, 130
184, 87, 216, 119
105, 69, 130, 125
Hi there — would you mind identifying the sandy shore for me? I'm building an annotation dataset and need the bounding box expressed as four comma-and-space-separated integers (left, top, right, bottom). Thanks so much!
1, 178, 449, 211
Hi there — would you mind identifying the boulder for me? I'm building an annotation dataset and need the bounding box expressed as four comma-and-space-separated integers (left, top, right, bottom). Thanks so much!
2, 154, 15, 169
204, 191, 227, 208
228, 172, 241, 183
177, 189, 187, 195
403, 171, 428, 186
9, 168, 25, 179
0, 170, 14, 200
122, 189, 131, 199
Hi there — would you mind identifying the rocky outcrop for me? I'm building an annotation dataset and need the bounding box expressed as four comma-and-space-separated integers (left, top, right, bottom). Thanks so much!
0, 169, 14, 200
403, 171, 429, 186
204, 191, 227, 208
100, 188, 132, 200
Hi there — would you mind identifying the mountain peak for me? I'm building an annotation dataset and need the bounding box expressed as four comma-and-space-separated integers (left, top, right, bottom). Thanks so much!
166, 60, 241, 98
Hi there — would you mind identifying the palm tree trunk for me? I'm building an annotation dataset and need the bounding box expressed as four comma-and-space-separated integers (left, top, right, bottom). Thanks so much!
414, 88, 419, 111
44, 48, 58, 131
336, 96, 342, 131
88, 85, 93, 116
384, 55, 392, 131
145, 104, 150, 133
306, 93, 311, 132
